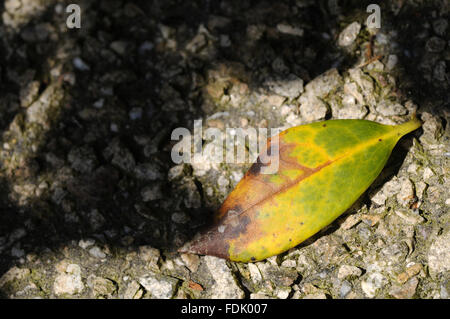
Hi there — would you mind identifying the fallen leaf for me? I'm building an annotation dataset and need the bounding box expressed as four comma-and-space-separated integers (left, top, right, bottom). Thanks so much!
180, 117, 421, 262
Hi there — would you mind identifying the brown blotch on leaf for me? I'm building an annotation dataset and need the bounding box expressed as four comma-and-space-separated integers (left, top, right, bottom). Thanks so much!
247, 157, 264, 176
178, 212, 252, 260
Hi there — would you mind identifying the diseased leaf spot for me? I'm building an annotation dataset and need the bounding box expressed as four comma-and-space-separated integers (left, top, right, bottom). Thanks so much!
247, 143, 274, 176
247, 157, 263, 176
227, 209, 240, 217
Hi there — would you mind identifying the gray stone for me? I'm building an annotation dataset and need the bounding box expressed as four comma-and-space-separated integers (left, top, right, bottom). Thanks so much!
171, 211, 190, 224
180, 253, 200, 272
264, 73, 304, 98
204, 256, 245, 299
343, 82, 364, 105
340, 280, 352, 298
89, 246, 107, 259
248, 263, 263, 283
141, 184, 163, 202
139, 41, 154, 54
180, 178, 202, 208
271, 57, 289, 74
68, 146, 98, 174
299, 69, 341, 123
422, 167, 434, 180
302, 68, 342, 98
9, 228, 26, 242
129, 107, 143, 120
123, 280, 143, 299
375, 32, 389, 45
0, 267, 30, 289
93, 98, 104, 109
376, 101, 407, 116
394, 209, 425, 225
138, 273, 178, 299
275, 287, 291, 299
337, 265, 363, 280
338, 22, 361, 47
185, 33, 207, 53
88, 276, 117, 297
73, 57, 90, 71
348, 68, 375, 106
433, 61, 447, 82
20, 81, 40, 107
54, 264, 84, 296
432, 19, 448, 36
428, 231, 450, 278
396, 177, 415, 207
5, 0, 21, 12
110, 41, 129, 56
11, 244, 25, 258
250, 292, 270, 299
280, 259, 297, 268
336, 105, 368, 119
370, 176, 401, 206
168, 164, 188, 181
381, 242, 409, 265
303, 292, 327, 299
220, 34, 231, 47
88, 209, 106, 231
78, 239, 95, 249
276, 23, 304, 37
386, 54, 399, 70
361, 272, 387, 298
440, 281, 449, 299
300, 99, 327, 122
389, 277, 418, 299
340, 214, 361, 230
103, 139, 136, 173
139, 246, 160, 269
134, 163, 164, 181
425, 37, 446, 53
421, 112, 443, 139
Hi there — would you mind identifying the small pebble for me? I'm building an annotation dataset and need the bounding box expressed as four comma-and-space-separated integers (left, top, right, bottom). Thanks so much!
73, 57, 90, 71
338, 22, 361, 47
89, 246, 106, 259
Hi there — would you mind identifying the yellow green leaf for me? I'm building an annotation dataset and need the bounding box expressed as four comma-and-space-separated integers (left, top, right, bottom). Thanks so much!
179, 117, 421, 262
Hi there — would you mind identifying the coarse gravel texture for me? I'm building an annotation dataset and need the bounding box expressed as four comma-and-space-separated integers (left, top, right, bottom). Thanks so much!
0, 0, 448, 299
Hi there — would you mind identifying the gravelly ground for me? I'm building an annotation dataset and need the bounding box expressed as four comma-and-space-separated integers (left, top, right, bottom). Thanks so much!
0, 0, 448, 299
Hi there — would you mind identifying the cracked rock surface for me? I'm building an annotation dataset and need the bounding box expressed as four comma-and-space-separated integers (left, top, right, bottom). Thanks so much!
0, 0, 448, 299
